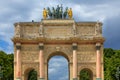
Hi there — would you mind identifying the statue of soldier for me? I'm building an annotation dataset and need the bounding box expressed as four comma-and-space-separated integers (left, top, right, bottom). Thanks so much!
63, 7, 68, 19
47, 7, 52, 18
56, 5, 60, 19
43, 8, 48, 19
68, 8, 73, 19
59, 4, 63, 19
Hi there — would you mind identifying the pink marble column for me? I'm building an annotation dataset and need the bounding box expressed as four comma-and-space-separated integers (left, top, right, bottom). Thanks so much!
16, 43, 21, 80
96, 43, 101, 80
39, 43, 44, 80
72, 43, 78, 80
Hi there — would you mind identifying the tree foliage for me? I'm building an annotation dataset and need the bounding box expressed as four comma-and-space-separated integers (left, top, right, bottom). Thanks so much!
28, 69, 37, 80
0, 51, 13, 80
104, 48, 120, 80
80, 70, 91, 80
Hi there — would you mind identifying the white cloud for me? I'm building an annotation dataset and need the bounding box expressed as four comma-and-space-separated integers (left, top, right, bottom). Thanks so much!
58, 75, 68, 80
48, 56, 68, 79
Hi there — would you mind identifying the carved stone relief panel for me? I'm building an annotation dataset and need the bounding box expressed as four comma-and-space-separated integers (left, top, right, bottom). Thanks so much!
21, 45, 39, 61
77, 52, 96, 62
77, 26, 95, 38
77, 45, 96, 62
44, 26, 73, 39
21, 26, 39, 38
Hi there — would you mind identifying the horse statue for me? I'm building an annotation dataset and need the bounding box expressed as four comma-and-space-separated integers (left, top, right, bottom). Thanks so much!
47, 7, 52, 19
52, 7, 56, 19
63, 7, 68, 19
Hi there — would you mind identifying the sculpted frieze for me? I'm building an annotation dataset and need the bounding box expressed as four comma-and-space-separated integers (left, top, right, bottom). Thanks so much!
77, 45, 96, 52
21, 45, 39, 51
21, 52, 38, 61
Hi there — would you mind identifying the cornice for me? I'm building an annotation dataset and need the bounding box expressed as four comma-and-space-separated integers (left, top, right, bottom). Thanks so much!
12, 37, 105, 44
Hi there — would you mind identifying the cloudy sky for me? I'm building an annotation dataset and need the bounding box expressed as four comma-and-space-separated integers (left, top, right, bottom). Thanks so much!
0, 0, 120, 79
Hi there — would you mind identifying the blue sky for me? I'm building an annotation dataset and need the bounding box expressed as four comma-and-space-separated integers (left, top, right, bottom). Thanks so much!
0, 0, 120, 79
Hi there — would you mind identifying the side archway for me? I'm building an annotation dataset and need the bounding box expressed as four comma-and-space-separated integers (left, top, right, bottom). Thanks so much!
79, 68, 93, 80
24, 68, 37, 80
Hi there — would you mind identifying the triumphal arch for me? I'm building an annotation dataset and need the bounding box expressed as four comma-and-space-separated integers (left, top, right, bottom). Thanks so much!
12, 6, 105, 80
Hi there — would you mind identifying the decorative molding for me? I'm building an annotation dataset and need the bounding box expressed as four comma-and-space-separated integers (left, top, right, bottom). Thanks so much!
96, 43, 101, 50
16, 43, 21, 50
72, 43, 77, 50
39, 43, 44, 50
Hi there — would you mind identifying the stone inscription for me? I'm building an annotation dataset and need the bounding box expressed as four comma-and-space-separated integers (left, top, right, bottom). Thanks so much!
44, 26, 72, 38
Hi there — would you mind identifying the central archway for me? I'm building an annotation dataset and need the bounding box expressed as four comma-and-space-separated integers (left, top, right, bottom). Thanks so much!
47, 51, 70, 80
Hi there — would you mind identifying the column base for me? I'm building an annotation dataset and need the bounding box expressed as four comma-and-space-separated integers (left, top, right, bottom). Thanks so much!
96, 78, 101, 80
39, 78, 45, 80
16, 78, 21, 80
73, 78, 78, 80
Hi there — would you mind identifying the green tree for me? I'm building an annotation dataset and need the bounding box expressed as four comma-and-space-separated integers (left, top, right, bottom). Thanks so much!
80, 69, 91, 80
28, 69, 37, 80
104, 49, 120, 80
0, 51, 14, 80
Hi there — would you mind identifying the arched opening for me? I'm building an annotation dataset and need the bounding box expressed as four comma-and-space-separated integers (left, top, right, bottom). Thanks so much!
47, 51, 69, 80
24, 68, 37, 80
79, 68, 93, 80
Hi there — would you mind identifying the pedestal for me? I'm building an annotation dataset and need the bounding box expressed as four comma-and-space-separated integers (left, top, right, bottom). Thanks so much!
16, 78, 21, 80
73, 78, 78, 80
96, 78, 101, 80
39, 78, 45, 80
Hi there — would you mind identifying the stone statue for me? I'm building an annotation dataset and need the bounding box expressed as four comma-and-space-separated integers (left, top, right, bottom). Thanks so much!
95, 21, 102, 36
73, 23, 77, 36
63, 7, 68, 19
39, 24, 43, 35
43, 8, 48, 19
47, 7, 52, 18
15, 23, 21, 37
68, 8, 73, 19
